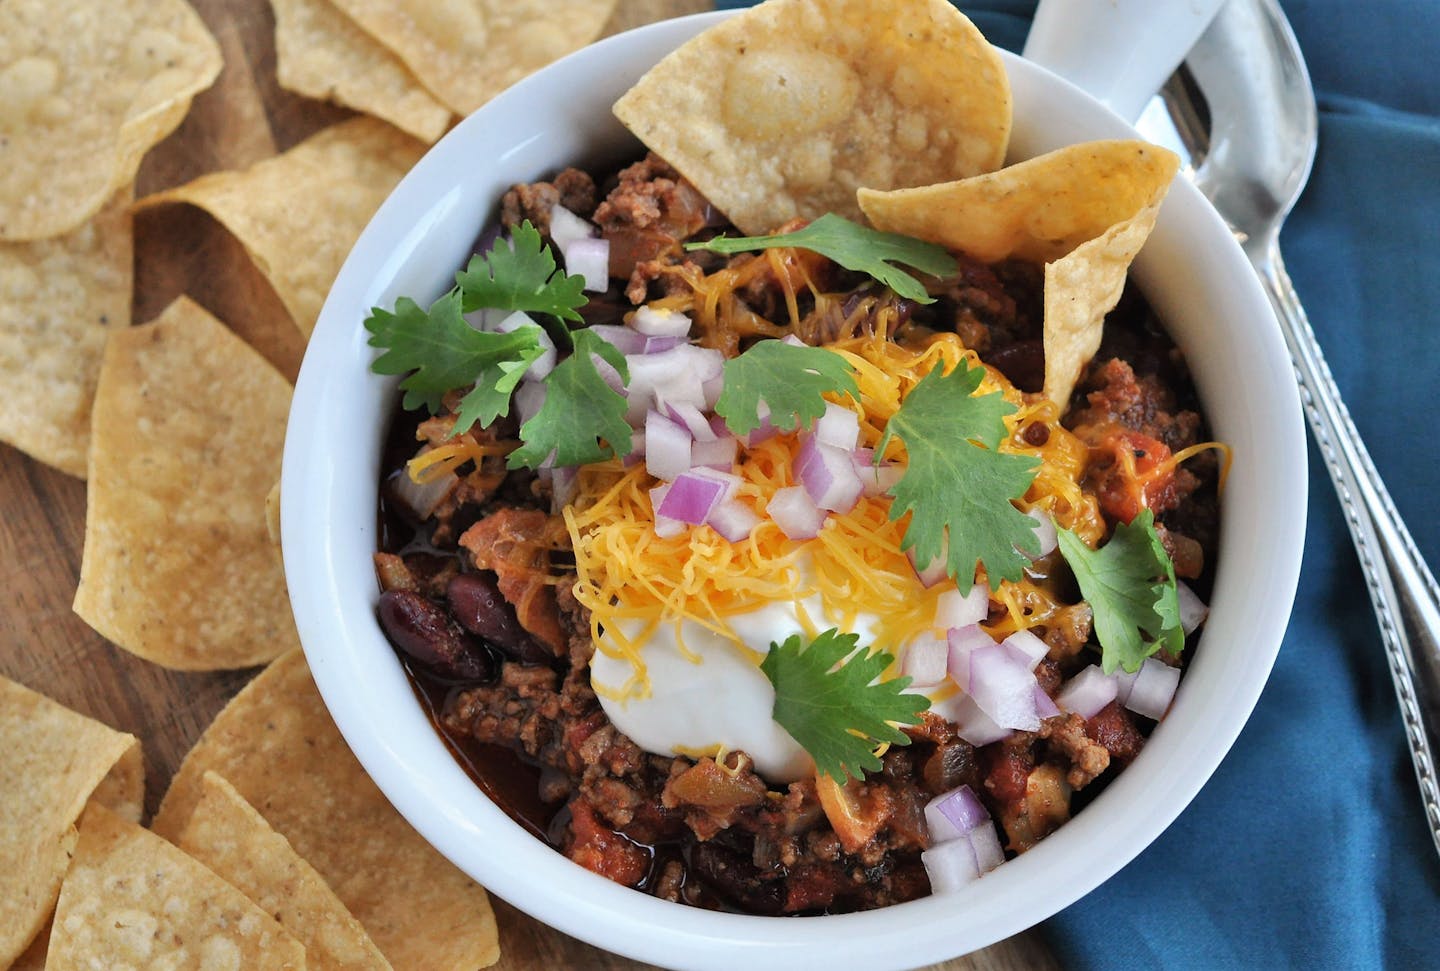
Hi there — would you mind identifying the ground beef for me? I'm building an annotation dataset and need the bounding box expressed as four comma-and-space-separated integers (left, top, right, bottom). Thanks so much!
591, 153, 712, 300
499, 167, 598, 238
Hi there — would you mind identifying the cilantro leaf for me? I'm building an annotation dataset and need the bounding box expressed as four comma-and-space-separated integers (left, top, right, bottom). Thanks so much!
508, 328, 631, 469
713, 340, 859, 435
685, 213, 957, 304
456, 221, 587, 323
761, 628, 929, 782
1056, 509, 1183, 674
877, 359, 1041, 592
365, 289, 544, 432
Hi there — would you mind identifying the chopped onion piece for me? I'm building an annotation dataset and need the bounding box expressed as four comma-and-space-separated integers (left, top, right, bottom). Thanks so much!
644, 410, 691, 481
649, 484, 685, 538
852, 448, 903, 497
946, 624, 993, 692
663, 400, 716, 442
907, 543, 949, 588
1177, 580, 1209, 635
701, 373, 724, 410
1056, 665, 1118, 719
902, 634, 949, 688
935, 584, 989, 630
814, 402, 860, 451
767, 485, 826, 540
390, 468, 456, 521
1025, 507, 1059, 558
923, 784, 988, 843
463, 306, 499, 331
691, 435, 738, 470
496, 311, 556, 378
922, 837, 980, 894
1034, 685, 1061, 719
1113, 666, 1140, 706
1125, 657, 1180, 720
548, 204, 594, 251
1001, 628, 1049, 671
549, 466, 579, 512
586, 324, 646, 356
796, 438, 862, 513
644, 334, 687, 354
657, 470, 730, 525
707, 499, 760, 542
968, 644, 1041, 731
561, 237, 609, 293
950, 693, 1012, 747
631, 305, 692, 337
967, 823, 1005, 874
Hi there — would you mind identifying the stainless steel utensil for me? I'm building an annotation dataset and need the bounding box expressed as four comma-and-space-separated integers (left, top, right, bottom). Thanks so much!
1139, 0, 1440, 857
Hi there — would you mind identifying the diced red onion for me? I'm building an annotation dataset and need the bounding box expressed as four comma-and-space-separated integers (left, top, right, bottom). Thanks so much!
851, 447, 903, 498
1113, 666, 1140, 706
549, 466, 579, 512
921, 837, 980, 894
923, 784, 988, 843
967, 823, 1005, 874
691, 435, 738, 470
656, 470, 732, 525
1125, 657, 1180, 721
907, 542, 949, 588
464, 306, 499, 331
592, 354, 625, 396
391, 469, 456, 521
663, 400, 716, 442
547, 204, 595, 251
562, 237, 610, 293
946, 623, 993, 692
514, 379, 547, 427
1055, 665, 1118, 719
949, 693, 1013, 747
1034, 684, 1061, 719
902, 634, 949, 688
781, 334, 806, 347
1025, 507, 1059, 558
968, 644, 1041, 731
702, 373, 725, 410
1001, 628, 1049, 671
815, 402, 860, 451
585, 324, 646, 356
767, 485, 826, 540
644, 409, 692, 481
644, 334, 688, 354
707, 499, 759, 542
648, 484, 684, 538
1177, 580, 1209, 635
631, 305, 692, 337
496, 311, 556, 378
935, 584, 989, 630
796, 438, 862, 513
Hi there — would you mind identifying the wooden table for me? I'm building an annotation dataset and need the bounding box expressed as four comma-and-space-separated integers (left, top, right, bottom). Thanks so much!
0, 2, 1060, 968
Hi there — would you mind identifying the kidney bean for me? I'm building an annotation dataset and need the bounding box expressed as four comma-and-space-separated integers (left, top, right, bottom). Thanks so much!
446, 572, 550, 664
376, 589, 491, 681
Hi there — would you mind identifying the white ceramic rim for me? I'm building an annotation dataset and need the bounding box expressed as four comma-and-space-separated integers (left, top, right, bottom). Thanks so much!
282, 12, 1307, 971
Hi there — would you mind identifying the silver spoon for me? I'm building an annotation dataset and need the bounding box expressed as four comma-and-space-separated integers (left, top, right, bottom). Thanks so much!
1139, 0, 1440, 858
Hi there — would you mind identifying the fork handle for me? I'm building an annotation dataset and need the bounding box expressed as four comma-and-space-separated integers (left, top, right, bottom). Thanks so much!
1254, 238, 1440, 856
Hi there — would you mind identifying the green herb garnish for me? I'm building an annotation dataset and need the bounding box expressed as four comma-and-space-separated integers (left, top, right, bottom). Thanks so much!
713, 340, 858, 436
455, 221, 587, 322
1056, 509, 1183, 674
684, 213, 957, 304
508, 329, 632, 469
364, 289, 544, 433
761, 629, 929, 782
877, 358, 1041, 592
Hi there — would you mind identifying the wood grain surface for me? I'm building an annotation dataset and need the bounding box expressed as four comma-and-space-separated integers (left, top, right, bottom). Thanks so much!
0, 2, 1061, 969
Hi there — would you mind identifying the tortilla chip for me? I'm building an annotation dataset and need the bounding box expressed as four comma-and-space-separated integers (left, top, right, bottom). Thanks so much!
0, 189, 132, 478
599, 0, 714, 38
271, 0, 451, 143
328, 0, 620, 116
1043, 200, 1167, 406
178, 772, 391, 971
0, 676, 141, 969
0, 0, 221, 241
72, 296, 299, 670
153, 649, 500, 969
47, 804, 307, 970
10, 919, 50, 971
266, 479, 283, 552
613, 0, 1010, 235
138, 117, 425, 337
857, 140, 1179, 264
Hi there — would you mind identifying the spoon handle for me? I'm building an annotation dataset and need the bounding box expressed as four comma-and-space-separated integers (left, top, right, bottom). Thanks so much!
1255, 240, 1440, 857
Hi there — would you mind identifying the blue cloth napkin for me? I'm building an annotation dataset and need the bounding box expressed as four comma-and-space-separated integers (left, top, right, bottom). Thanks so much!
714, 0, 1440, 965
722, 0, 1440, 963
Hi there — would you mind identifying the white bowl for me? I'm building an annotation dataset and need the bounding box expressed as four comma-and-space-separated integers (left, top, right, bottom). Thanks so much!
282, 11, 1306, 970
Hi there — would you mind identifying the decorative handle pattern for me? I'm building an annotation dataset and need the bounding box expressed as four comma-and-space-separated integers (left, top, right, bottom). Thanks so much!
1255, 238, 1440, 856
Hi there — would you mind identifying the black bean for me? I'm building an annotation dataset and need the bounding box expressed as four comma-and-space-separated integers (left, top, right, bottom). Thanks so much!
446, 573, 549, 664
689, 842, 785, 915
377, 589, 491, 681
